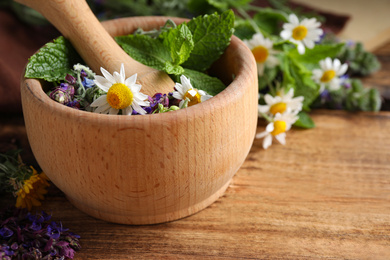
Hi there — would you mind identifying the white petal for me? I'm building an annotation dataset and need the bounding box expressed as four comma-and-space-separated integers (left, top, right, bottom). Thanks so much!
264, 94, 275, 105
265, 56, 279, 68
258, 105, 269, 113
333, 58, 341, 71
120, 64, 126, 81
122, 106, 133, 115
132, 101, 147, 115
125, 73, 137, 86
266, 122, 274, 133
172, 91, 183, 100
255, 131, 268, 139
303, 39, 315, 49
280, 30, 292, 40
94, 103, 111, 113
325, 57, 333, 70
198, 89, 206, 96
263, 135, 273, 149
275, 132, 286, 145
134, 92, 148, 102
283, 23, 295, 31
201, 94, 213, 102
109, 107, 119, 115
130, 83, 142, 94
289, 14, 299, 25
136, 100, 150, 107
338, 64, 348, 76
257, 63, 265, 76
94, 76, 111, 92
328, 78, 341, 91
297, 43, 306, 54
174, 83, 184, 95
113, 71, 123, 84
90, 95, 107, 107
187, 89, 197, 97
100, 67, 115, 84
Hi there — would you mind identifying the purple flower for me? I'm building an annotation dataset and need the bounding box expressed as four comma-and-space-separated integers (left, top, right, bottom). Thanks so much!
0, 227, 13, 238
82, 77, 95, 89
0, 207, 80, 259
60, 83, 75, 96
49, 88, 72, 105
65, 74, 77, 85
0, 245, 14, 257
66, 100, 81, 109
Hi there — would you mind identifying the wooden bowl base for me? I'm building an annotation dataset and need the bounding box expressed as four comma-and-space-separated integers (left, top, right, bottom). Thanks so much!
66, 179, 232, 225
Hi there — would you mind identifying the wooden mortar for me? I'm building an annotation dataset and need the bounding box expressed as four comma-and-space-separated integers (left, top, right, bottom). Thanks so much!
20, 16, 258, 225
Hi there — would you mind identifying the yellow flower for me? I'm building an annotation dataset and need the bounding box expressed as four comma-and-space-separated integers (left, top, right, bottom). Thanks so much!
15, 167, 50, 211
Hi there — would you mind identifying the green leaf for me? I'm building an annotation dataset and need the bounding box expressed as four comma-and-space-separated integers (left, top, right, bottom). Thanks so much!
338, 42, 381, 76
187, 0, 221, 15
116, 34, 183, 75
258, 66, 279, 91
25, 36, 82, 82
281, 53, 319, 108
288, 43, 345, 67
294, 111, 315, 128
159, 23, 194, 65
187, 0, 251, 15
175, 69, 226, 96
253, 8, 287, 35
234, 19, 256, 40
182, 10, 234, 72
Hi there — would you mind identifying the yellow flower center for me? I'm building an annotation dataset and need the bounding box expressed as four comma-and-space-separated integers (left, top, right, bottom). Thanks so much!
107, 83, 133, 110
320, 70, 336, 83
252, 45, 269, 63
292, 25, 308, 40
183, 89, 201, 107
15, 169, 50, 211
271, 120, 287, 136
270, 102, 287, 115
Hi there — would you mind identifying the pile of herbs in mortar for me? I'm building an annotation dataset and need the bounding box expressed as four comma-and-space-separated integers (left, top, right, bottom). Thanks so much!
24, 10, 234, 115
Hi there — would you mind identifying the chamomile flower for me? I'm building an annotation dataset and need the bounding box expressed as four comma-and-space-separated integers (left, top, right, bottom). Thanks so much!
280, 13, 323, 54
15, 168, 50, 211
172, 75, 212, 107
312, 57, 348, 92
243, 32, 279, 76
256, 111, 298, 149
258, 88, 304, 116
90, 64, 149, 115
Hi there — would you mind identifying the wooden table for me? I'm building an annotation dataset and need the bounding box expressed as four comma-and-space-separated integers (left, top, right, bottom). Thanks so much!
1, 43, 390, 260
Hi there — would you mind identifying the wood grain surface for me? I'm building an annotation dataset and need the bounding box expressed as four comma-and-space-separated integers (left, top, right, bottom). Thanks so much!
1, 33, 390, 260
1, 109, 389, 259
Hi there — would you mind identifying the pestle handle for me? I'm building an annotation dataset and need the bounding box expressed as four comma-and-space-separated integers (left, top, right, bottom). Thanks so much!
15, 0, 174, 96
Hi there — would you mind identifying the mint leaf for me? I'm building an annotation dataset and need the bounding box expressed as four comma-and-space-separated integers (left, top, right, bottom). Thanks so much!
288, 43, 345, 68
182, 10, 234, 71
159, 23, 194, 65
25, 36, 82, 82
116, 34, 184, 75
253, 8, 287, 35
116, 34, 170, 70
175, 69, 226, 96
294, 111, 315, 128
281, 54, 319, 109
234, 19, 256, 40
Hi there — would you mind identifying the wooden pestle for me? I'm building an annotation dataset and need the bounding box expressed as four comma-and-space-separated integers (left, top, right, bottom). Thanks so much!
14, 0, 175, 96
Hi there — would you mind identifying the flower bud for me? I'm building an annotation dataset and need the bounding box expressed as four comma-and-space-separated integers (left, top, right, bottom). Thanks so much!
49, 88, 72, 104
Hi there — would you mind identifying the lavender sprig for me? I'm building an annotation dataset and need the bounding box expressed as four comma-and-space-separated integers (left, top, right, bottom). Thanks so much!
0, 207, 81, 260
